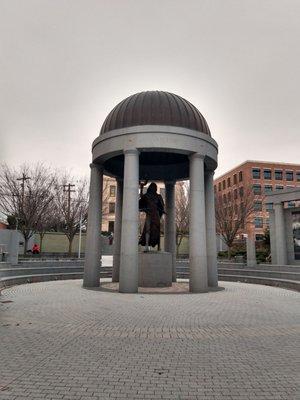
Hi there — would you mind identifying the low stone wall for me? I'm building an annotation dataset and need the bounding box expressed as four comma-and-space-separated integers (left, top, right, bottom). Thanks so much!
0, 261, 111, 291
177, 261, 300, 291
1, 259, 299, 292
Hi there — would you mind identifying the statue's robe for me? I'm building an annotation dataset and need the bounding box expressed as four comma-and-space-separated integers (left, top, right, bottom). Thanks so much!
139, 192, 164, 248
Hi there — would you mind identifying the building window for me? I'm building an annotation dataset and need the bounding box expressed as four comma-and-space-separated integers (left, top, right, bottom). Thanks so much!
214, 185, 217, 193
254, 217, 263, 228
275, 185, 284, 191
256, 234, 264, 241
252, 184, 261, 194
264, 185, 272, 193
234, 189, 238, 200
233, 174, 237, 184
265, 218, 270, 227
227, 192, 232, 202
223, 194, 227, 203
218, 182, 222, 191
108, 202, 115, 214
288, 201, 296, 208
108, 221, 114, 233
263, 169, 272, 180
239, 171, 243, 182
239, 186, 244, 197
110, 185, 116, 197
252, 168, 260, 179
297, 171, 300, 181
227, 177, 231, 187
286, 170, 294, 181
275, 170, 283, 180
222, 180, 226, 190
265, 203, 273, 211
254, 201, 262, 211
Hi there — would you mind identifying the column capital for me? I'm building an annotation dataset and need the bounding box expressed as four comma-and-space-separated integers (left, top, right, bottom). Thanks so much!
164, 180, 176, 186
189, 153, 205, 161
123, 149, 140, 156
205, 169, 215, 176
89, 163, 103, 171
273, 201, 283, 207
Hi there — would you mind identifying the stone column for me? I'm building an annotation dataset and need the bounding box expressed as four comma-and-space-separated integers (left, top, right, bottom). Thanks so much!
189, 153, 208, 292
164, 181, 176, 282
119, 149, 139, 293
274, 202, 287, 265
246, 228, 256, 267
83, 163, 103, 288
205, 170, 218, 287
112, 179, 123, 282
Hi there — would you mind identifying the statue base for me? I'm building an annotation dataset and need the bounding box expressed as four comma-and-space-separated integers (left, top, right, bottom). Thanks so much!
138, 251, 172, 287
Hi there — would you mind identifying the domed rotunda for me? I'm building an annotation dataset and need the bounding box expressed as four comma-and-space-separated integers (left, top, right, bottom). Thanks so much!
83, 91, 218, 293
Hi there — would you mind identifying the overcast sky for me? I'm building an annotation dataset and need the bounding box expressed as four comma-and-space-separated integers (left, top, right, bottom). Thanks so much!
1, 0, 299, 179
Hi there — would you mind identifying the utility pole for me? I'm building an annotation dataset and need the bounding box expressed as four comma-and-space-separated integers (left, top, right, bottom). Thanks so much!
63, 183, 75, 222
16, 173, 30, 255
17, 173, 31, 209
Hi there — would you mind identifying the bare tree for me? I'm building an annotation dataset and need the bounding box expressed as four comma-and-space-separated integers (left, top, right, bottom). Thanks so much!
215, 186, 258, 259
54, 174, 89, 256
175, 181, 189, 256
0, 163, 56, 254
35, 203, 60, 253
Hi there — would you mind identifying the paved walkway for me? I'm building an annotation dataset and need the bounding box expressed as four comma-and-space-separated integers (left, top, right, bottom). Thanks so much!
0, 280, 299, 400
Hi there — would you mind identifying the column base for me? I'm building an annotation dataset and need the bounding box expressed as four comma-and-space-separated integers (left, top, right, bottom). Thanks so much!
189, 286, 209, 294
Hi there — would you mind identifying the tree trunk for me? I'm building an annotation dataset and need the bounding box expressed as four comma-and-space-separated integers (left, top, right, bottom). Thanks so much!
24, 237, 29, 255
39, 232, 45, 253
227, 246, 232, 260
176, 234, 183, 257
68, 237, 73, 257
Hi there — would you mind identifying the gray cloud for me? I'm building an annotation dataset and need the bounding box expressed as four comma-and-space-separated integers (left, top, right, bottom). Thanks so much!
1, 0, 299, 178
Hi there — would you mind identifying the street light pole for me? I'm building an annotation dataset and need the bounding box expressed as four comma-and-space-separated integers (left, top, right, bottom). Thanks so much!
78, 212, 82, 259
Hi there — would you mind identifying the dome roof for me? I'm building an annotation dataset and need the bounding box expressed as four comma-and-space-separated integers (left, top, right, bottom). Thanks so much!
100, 91, 211, 135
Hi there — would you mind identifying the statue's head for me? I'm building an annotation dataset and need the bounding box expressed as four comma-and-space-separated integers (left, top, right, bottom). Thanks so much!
147, 182, 157, 194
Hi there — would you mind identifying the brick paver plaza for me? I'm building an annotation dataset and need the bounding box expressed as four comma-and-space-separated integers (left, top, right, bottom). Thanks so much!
0, 280, 299, 399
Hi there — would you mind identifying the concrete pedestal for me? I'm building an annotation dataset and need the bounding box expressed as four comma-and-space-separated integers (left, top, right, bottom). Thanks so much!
138, 252, 172, 287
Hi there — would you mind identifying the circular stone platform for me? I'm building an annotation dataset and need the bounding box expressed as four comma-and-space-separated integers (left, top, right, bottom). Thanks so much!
0, 280, 299, 399
97, 282, 224, 294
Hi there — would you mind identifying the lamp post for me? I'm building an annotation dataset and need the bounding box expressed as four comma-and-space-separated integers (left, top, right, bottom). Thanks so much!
78, 212, 83, 259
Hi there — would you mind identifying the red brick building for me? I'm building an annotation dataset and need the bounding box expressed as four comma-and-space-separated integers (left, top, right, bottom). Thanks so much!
214, 161, 300, 240
0, 212, 8, 230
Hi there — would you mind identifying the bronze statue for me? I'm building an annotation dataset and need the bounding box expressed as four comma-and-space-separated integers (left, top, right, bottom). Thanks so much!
139, 182, 165, 251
